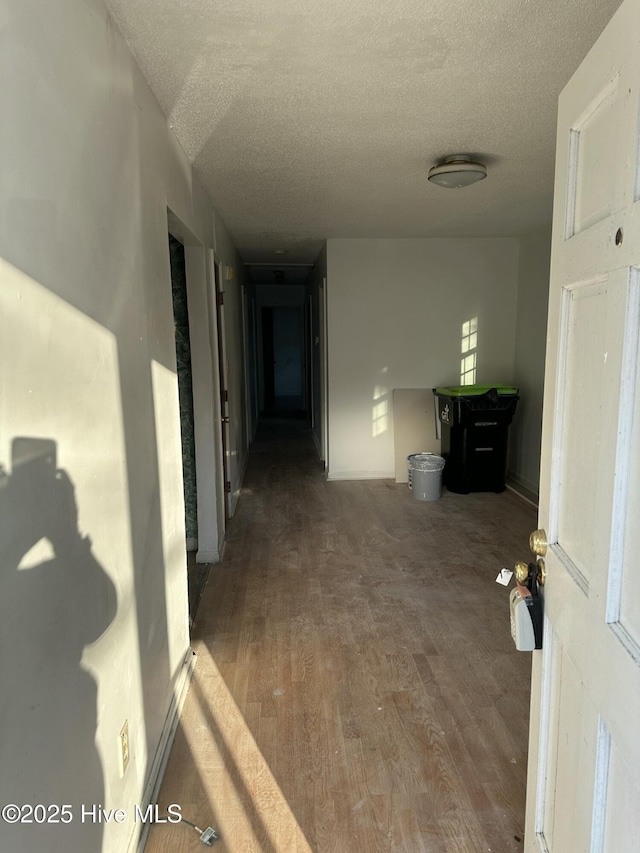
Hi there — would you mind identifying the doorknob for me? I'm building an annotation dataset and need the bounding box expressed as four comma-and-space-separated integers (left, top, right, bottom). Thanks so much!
529, 529, 548, 556
515, 558, 546, 588
514, 561, 531, 584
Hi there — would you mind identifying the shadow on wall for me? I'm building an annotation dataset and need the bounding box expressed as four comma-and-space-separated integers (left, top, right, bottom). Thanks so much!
0, 437, 117, 853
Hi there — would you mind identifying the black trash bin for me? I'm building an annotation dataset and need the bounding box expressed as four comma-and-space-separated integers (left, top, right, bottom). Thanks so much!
433, 385, 519, 494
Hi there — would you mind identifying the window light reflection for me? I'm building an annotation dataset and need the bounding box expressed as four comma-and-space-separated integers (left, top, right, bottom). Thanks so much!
460, 317, 478, 385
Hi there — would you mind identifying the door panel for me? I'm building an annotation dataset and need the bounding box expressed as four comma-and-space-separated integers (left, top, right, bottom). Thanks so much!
612, 271, 640, 647
551, 271, 628, 594
566, 75, 625, 237
604, 745, 640, 849
554, 278, 611, 587
525, 2, 640, 850
549, 649, 599, 852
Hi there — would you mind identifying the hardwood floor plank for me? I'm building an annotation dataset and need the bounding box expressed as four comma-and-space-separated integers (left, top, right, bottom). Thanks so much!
144, 417, 535, 852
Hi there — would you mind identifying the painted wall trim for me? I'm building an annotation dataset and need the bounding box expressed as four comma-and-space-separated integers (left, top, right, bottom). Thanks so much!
506, 478, 539, 508
184, 244, 222, 562
229, 446, 250, 517
205, 533, 226, 567
195, 549, 220, 564
327, 470, 395, 481
132, 649, 196, 853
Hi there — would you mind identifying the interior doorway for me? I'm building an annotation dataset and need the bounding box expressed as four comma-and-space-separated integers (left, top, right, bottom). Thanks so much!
168, 234, 198, 549
168, 232, 212, 623
261, 305, 305, 414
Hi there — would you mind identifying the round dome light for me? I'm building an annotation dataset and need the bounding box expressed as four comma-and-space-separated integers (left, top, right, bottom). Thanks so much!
428, 154, 487, 189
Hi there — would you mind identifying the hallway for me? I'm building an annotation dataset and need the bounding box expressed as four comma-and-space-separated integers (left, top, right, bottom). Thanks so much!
144, 420, 536, 853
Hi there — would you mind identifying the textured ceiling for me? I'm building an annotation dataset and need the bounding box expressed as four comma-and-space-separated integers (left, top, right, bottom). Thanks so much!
105, 0, 622, 266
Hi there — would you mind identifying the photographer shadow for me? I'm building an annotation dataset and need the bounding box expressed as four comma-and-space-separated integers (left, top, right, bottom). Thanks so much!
0, 438, 117, 852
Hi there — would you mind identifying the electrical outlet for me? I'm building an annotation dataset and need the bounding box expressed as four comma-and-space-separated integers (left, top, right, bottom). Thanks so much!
118, 720, 130, 777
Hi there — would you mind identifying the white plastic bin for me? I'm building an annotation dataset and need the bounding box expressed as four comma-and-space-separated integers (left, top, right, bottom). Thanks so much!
408, 453, 445, 501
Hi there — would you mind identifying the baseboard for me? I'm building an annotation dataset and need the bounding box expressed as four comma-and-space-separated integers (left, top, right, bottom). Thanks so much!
195, 548, 220, 563
186, 537, 198, 552
228, 449, 250, 518
240, 445, 249, 484
506, 478, 539, 508
132, 648, 197, 853
217, 535, 227, 562
327, 470, 395, 481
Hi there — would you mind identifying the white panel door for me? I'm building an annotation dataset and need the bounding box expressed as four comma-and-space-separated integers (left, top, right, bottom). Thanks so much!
525, 1, 640, 850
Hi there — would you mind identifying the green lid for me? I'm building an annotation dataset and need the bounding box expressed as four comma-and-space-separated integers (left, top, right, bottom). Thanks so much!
434, 384, 518, 397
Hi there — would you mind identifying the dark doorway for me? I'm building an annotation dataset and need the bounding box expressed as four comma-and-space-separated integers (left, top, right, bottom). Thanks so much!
261, 305, 304, 414
262, 306, 275, 411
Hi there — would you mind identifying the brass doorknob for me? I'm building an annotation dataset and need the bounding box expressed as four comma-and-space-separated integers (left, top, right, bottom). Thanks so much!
515, 561, 530, 584
529, 529, 548, 557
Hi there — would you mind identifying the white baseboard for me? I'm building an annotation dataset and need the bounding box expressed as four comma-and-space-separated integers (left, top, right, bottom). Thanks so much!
218, 535, 227, 562
327, 469, 395, 481
132, 649, 197, 853
506, 480, 539, 508
195, 548, 220, 563
228, 449, 250, 518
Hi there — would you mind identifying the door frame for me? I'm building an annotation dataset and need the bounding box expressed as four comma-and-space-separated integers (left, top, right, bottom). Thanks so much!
212, 255, 230, 524
167, 211, 221, 564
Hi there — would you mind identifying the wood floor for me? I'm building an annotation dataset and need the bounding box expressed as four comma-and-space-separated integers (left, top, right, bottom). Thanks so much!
144, 417, 536, 853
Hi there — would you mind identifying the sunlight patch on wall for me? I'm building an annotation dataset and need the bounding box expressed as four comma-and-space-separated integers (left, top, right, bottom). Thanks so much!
0, 259, 137, 648
0, 258, 133, 577
17, 538, 56, 570
372, 384, 389, 437
460, 317, 478, 385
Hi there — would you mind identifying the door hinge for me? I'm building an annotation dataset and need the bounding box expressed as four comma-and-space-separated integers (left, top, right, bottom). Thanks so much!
225, 481, 231, 494
217, 291, 224, 306
224, 389, 228, 402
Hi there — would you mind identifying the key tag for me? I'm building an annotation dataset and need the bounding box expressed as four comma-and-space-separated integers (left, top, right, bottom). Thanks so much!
496, 568, 513, 586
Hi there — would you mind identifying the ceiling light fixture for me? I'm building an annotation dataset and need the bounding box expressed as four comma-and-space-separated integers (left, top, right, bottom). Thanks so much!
428, 154, 487, 189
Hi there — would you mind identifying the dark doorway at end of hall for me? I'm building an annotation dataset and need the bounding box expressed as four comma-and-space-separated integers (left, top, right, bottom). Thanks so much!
261, 304, 310, 424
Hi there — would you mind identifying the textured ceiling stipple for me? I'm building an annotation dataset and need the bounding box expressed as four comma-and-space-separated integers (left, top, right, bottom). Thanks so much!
105, 0, 622, 264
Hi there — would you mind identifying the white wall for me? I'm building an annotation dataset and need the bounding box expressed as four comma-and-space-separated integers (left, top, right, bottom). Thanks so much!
326, 238, 520, 479
508, 226, 552, 500
0, 2, 242, 851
